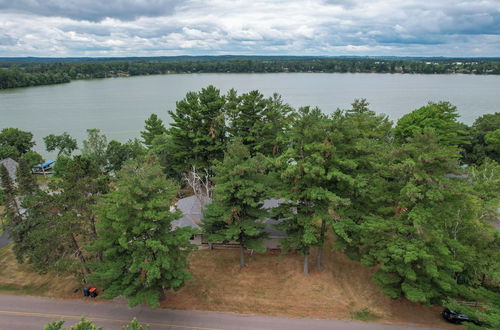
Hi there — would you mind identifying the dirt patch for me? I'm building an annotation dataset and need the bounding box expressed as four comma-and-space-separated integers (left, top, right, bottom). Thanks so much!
161, 247, 457, 329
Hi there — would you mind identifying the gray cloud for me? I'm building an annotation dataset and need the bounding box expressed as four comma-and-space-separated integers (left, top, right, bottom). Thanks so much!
0, 0, 184, 22
0, 0, 499, 57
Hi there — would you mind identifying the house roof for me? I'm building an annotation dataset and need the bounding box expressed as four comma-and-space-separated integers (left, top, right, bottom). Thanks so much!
172, 195, 288, 238
0, 158, 19, 184
173, 195, 211, 229
34, 160, 54, 169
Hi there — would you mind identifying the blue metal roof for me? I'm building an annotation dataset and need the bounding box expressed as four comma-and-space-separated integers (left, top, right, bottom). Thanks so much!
34, 160, 54, 169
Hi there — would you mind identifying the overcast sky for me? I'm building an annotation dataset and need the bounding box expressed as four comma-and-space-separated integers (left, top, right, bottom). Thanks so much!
0, 0, 499, 57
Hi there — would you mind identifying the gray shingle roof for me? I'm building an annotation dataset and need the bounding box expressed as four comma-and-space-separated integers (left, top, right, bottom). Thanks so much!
173, 195, 211, 230
0, 158, 19, 184
173, 196, 288, 238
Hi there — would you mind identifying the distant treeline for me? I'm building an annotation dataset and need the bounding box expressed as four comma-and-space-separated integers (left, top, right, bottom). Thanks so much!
1, 56, 500, 89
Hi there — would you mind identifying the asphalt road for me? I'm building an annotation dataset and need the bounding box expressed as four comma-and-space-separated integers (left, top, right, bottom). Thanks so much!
0, 294, 440, 330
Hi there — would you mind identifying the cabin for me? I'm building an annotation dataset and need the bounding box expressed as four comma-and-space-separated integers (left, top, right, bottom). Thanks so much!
172, 195, 210, 245
173, 195, 287, 249
0, 158, 19, 185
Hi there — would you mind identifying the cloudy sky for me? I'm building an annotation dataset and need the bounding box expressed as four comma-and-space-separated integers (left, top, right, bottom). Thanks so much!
0, 0, 499, 57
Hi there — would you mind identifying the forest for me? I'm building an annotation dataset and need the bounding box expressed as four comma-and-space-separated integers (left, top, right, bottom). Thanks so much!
1, 56, 500, 89
1, 87, 499, 329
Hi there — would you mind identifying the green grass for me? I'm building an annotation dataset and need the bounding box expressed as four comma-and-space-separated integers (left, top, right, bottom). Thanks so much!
350, 308, 380, 322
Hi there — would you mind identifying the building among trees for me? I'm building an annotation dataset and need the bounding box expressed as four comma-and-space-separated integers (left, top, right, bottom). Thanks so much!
0, 158, 19, 184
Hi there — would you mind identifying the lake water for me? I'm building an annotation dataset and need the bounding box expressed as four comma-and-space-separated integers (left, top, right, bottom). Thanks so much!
1, 73, 499, 156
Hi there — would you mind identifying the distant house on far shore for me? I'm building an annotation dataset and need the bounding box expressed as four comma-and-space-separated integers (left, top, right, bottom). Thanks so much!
0, 158, 19, 185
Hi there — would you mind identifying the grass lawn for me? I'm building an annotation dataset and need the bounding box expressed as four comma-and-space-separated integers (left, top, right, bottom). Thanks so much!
161, 243, 454, 328
0, 237, 454, 328
0, 206, 4, 236
0, 244, 79, 297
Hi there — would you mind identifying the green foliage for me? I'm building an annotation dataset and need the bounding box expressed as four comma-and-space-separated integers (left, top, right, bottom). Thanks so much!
44, 132, 78, 156
168, 85, 227, 174
87, 156, 195, 307
0, 127, 35, 155
21, 151, 44, 167
226, 90, 293, 157
1, 58, 499, 90
82, 129, 108, 168
16, 157, 37, 195
202, 141, 271, 266
275, 107, 350, 273
463, 112, 500, 164
0, 145, 19, 160
141, 113, 167, 147
52, 154, 73, 178
105, 139, 146, 173
350, 307, 380, 321
343, 129, 499, 304
122, 318, 150, 330
44, 318, 102, 330
10, 155, 107, 275
44, 317, 149, 330
394, 101, 468, 147
0, 163, 19, 220
148, 134, 180, 180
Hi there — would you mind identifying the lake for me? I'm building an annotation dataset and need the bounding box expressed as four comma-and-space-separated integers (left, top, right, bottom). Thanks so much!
1, 73, 499, 156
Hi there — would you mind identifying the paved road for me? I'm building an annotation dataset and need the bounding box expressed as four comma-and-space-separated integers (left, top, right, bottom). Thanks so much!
0, 294, 440, 330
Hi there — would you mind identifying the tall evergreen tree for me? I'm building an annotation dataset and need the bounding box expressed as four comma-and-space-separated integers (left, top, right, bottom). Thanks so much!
227, 90, 293, 157
140, 113, 167, 147
349, 129, 498, 303
16, 157, 37, 195
87, 156, 194, 307
330, 100, 395, 259
168, 85, 226, 174
9, 155, 108, 275
0, 164, 19, 219
275, 107, 349, 274
202, 141, 271, 268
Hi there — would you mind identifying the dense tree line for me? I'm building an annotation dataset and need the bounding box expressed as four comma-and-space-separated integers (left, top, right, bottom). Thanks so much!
1, 56, 500, 89
1, 87, 499, 328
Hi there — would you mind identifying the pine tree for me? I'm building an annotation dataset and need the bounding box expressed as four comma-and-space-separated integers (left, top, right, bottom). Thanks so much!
87, 156, 194, 307
227, 90, 293, 157
16, 157, 37, 195
140, 113, 167, 147
353, 129, 495, 303
202, 141, 271, 268
276, 107, 349, 275
168, 85, 226, 174
0, 164, 19, 219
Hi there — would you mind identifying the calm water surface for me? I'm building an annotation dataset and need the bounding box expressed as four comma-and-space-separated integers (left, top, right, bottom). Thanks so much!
1, 73, 499, 155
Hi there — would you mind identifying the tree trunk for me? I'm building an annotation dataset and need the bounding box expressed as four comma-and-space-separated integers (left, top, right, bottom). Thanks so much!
316, 246, 323, 270
303, 248, 310, 276
316, 219, 327, 270
89, 215, 102, 262
70, 233, 90, 275
239, 244, 246, 268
